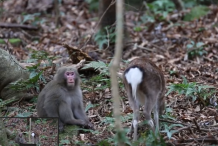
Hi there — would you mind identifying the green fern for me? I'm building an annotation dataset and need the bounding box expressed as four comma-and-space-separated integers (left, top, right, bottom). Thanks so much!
82, 61, 109, 75
167, 76, 215, 102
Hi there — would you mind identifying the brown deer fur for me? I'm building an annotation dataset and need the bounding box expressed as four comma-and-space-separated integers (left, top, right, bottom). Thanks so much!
123, 57, 165, 140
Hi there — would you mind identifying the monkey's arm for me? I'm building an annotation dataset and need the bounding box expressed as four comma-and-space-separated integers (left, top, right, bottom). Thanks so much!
73, 100, 94, 129
74, 101, 89, 122
71, 88, 89, 122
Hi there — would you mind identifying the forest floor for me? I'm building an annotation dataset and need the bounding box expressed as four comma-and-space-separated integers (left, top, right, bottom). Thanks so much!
0, 0, 218, 146
2, 117, 58, 145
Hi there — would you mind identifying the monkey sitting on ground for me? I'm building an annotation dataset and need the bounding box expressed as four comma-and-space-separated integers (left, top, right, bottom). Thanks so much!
37, 66, 93, 131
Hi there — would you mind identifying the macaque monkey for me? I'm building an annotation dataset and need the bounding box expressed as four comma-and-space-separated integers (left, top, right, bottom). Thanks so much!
15, 132, 26, 144
37, 66, 93, 131
123, 57, 165, 140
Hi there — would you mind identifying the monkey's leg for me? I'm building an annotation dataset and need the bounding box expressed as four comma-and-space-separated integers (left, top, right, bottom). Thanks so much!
73, 101, 89, 122
59, 102, 86, 126
73, 102, 93, 129
43, 104, 64, 131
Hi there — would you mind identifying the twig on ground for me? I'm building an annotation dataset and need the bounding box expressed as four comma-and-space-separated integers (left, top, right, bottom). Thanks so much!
0, 23, 38, 30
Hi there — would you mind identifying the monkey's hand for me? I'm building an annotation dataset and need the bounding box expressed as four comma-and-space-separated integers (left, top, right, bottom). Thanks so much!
87, 122, 94, 130
80, 120, 94, 130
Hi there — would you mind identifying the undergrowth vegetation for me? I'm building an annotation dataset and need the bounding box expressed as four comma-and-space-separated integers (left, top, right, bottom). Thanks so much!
167, 76, 216, 104
11, 50, 56, 92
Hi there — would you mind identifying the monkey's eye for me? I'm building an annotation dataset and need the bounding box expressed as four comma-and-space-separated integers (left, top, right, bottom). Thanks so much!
66, 72, 74, 76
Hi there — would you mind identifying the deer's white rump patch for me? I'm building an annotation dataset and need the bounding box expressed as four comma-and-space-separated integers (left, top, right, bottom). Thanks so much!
125, 67, 143, 100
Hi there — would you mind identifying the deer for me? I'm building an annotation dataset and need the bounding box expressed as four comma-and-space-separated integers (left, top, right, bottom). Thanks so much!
123, 57, 165, 140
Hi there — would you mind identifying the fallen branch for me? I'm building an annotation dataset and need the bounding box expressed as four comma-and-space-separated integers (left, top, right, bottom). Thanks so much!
50, 41, 94, 64
64, 44, 93, 64
175, 136, 218, 144
0, 23, 39, 30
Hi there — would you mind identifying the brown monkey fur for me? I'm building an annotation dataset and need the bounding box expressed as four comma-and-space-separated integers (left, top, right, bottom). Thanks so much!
37, 66, 93, 131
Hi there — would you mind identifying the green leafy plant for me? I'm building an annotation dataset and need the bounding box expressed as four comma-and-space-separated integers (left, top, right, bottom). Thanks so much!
184, 5, 209, 21
100, 114, 132, 130
140, 14, 155, 24
96, 129, 131, 146
91, 115, 131, 145
0, 39, 5, 44
82, 61, 111, 91
85, 102, 99, 112
167, 76, 216, 103
97, 129, 166, 146
97, 140, 111, 146
169, 70, 177, 76
35, 119, 48, 125
133, 26, 144, 32
139, 0, 175, 24
186, 41, 207, 59
162, 124, 184, 139
137, 130, 166, 146
182, 0, 213, 8
162, 107, 175, 120
85, 0, 99, 12
183, 0, 198, 8
83, 61, 109, 75
0, 39, 22, 46
94, 27, 116, 49
22, 13, 46, 26
147, 0, 175, 19
99, 115, 168, 145
114, 130, 132, 146
9, 38, 22, 44
10, 50, 55, 92
10, 71, 42, 92
16, 112, 32, 117
59, 139, 71, 145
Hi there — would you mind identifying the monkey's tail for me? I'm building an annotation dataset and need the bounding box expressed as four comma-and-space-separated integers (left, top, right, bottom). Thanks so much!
125, 67, 143, 100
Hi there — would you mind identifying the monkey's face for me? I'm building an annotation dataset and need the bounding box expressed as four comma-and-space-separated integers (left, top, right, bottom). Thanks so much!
65, 71, 76, 87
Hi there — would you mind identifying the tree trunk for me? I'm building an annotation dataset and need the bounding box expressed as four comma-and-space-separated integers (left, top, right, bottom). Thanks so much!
109, 0, 124, 145
98, 0, 116, 29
